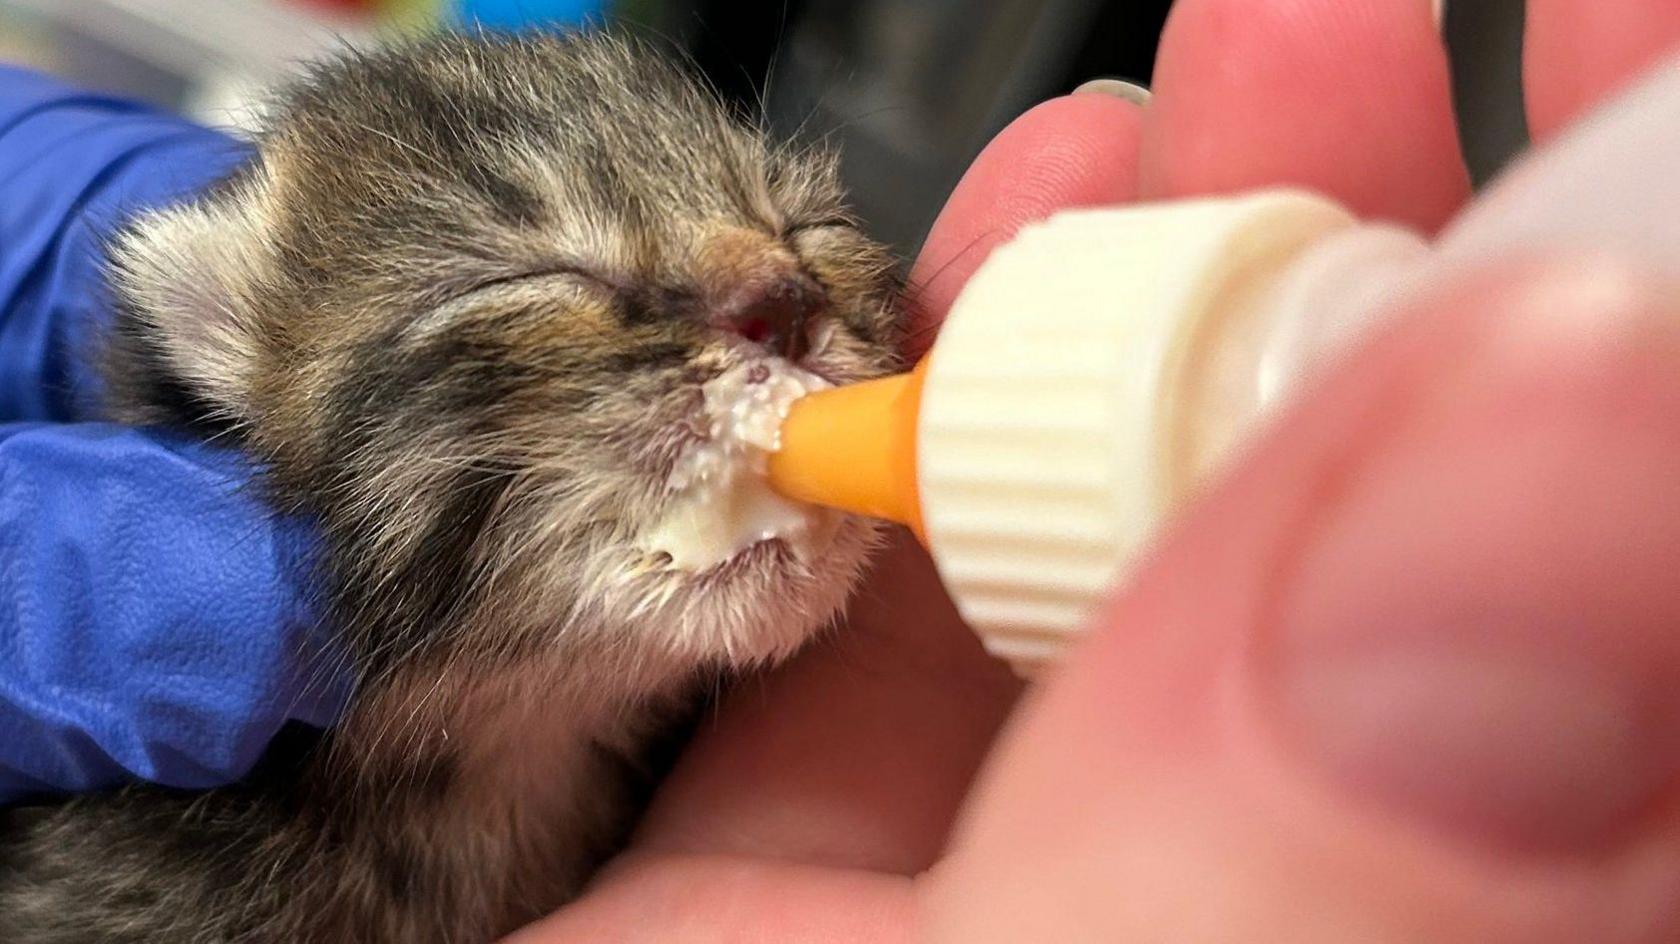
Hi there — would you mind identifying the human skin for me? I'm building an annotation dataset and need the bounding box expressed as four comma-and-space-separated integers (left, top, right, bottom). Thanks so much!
510, 0, 1680, 939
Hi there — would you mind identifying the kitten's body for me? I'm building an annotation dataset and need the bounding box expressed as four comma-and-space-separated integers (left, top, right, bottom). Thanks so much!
0, 33, 899, 942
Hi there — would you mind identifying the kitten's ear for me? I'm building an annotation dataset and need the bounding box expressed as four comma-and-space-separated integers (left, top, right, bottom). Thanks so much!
110, 185, 276, 418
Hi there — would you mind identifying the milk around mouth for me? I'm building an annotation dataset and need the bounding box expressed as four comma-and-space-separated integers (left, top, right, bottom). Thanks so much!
638, 360, 839, 571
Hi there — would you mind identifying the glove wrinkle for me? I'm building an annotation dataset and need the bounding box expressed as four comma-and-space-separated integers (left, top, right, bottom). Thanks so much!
0, 69, 341, 803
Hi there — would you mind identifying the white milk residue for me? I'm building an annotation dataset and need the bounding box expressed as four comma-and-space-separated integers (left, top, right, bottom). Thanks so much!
640, 360, 837, 570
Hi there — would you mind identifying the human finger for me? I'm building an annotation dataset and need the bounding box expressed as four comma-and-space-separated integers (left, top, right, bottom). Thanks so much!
926, 257, 1680, 941
1141, 0, 1470, 232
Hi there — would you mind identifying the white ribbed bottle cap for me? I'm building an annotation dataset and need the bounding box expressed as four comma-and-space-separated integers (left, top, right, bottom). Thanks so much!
918, 190, 1357, 674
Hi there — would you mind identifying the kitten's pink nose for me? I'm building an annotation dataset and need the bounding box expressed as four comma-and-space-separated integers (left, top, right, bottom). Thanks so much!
715, 274, 825, 361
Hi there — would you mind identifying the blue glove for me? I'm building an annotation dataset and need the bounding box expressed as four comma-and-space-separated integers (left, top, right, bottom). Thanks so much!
0, 67, 348, 802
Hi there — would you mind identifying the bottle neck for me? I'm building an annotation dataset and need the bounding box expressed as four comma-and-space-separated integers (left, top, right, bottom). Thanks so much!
1175, 222, 1431, 489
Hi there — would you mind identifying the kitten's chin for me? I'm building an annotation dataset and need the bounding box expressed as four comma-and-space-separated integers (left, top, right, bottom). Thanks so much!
603, 514, 881, 672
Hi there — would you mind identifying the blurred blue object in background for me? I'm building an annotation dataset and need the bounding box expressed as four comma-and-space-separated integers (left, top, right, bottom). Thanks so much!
453, 0, 604, 29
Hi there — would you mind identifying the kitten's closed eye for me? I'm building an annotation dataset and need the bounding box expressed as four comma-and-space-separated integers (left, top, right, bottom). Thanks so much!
450, 264, 614, 301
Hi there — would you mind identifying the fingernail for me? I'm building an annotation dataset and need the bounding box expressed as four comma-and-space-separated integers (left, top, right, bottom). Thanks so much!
1272, 262, 1680, 855
1073, 78, 1152, 106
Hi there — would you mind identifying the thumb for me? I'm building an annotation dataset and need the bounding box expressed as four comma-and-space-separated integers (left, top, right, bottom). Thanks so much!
922, 258, 1680, 942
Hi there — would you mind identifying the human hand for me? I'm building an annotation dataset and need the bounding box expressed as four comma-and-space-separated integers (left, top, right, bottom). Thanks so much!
0, 68, 346, 801
512, 0, 1680, 940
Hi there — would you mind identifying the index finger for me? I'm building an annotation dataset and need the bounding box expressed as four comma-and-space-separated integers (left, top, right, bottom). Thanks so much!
907, 91, 1144, 349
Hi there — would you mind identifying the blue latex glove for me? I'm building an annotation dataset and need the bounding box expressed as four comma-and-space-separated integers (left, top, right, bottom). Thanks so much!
0, 67, 348, 802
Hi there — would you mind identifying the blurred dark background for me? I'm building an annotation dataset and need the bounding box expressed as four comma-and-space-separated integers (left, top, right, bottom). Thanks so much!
0, 0, 1527, 261
652, 0, 1172, 253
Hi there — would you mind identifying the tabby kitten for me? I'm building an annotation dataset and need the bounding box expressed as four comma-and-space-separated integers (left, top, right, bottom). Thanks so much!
0, 31, 899, 943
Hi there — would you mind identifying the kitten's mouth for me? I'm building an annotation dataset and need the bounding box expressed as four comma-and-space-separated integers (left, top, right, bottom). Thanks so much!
634, 358, 840, 574
793, 320, 845, 384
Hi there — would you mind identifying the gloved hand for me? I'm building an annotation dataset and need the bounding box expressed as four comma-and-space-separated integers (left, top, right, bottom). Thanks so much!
0, 67, 347, 802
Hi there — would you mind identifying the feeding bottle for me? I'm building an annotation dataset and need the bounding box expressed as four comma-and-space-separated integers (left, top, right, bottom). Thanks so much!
767, 55, 1680, 674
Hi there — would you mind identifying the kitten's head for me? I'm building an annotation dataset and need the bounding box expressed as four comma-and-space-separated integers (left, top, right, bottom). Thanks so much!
108, 32, 902, 682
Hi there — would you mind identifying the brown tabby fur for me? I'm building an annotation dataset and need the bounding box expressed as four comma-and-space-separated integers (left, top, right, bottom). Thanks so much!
0, 31, 900, 942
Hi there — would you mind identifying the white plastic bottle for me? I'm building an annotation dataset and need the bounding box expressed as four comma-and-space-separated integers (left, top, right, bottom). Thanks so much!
770, 54, 1680, 673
